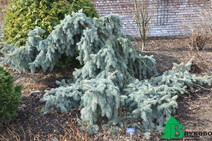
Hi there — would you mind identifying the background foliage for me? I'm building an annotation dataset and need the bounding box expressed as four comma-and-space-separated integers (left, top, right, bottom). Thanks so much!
2, 0, 98, 46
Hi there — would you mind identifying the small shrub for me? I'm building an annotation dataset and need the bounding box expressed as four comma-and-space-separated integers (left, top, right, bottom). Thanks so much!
2, 0, 98, 47
0, 66, 22, 126
190, 33, 210, 51
182, 8, 212, 72
185, 8, 212, 51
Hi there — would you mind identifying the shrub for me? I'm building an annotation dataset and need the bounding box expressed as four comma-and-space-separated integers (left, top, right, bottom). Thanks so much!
0, 66, 22, 126
2, 0, 98, 47
1, 11, 211, 138
182, 8, 212, 73
184, 8, 212, 51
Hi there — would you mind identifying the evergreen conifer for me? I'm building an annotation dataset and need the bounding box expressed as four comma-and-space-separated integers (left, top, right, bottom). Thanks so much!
1, 11, 211, 138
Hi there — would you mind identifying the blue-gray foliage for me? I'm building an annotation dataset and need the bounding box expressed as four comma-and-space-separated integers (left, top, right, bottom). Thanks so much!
124, 59, 211, 136
1, 10, 211, 138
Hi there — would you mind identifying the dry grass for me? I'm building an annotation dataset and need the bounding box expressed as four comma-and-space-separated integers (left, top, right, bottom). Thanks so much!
183, 7, 212, 51
181, 7, 212, 73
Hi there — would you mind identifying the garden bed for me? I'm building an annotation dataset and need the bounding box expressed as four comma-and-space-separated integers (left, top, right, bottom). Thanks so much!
0, 38, 211, 141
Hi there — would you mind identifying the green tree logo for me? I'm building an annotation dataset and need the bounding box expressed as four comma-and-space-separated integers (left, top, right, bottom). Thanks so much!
161, 117, 184, 139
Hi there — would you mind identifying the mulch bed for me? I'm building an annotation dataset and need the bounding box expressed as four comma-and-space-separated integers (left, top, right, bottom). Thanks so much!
0, 38, 211, 141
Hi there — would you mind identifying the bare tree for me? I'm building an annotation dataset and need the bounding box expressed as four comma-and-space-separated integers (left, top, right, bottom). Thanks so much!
134, 0, 154, 52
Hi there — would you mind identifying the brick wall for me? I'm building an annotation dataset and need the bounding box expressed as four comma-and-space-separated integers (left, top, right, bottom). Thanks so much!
93, 0, 212, 37
0, 0, 211, 37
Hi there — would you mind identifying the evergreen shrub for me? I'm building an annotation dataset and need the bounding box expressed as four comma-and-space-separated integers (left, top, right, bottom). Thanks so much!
2, 0, 98, 46
0, 66, 22, 126
1, 11, 211, 138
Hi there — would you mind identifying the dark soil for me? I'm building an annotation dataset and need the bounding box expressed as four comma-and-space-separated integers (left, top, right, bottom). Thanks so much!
0, 38, 211, 141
